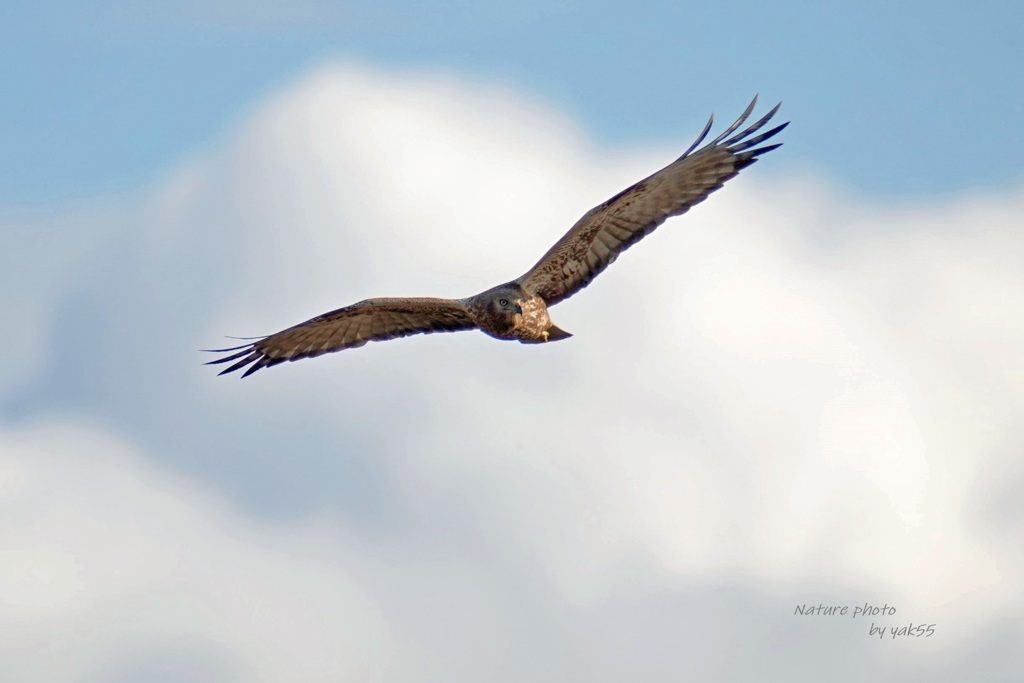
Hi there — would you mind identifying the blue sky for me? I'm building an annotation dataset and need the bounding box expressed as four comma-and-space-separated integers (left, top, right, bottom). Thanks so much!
3, 0, 1022, 204
3, 3, 1024, 681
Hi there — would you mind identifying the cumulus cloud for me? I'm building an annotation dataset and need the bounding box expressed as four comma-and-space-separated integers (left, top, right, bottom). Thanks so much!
0, 421, 391, 682
2, 64, 1023, 680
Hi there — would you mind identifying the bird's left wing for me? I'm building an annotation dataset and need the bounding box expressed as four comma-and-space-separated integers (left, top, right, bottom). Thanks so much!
205, 297, 477, 377
518, 97, 788, 306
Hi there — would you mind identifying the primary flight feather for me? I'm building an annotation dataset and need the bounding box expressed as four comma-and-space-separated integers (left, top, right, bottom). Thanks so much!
206, 96, 788, 377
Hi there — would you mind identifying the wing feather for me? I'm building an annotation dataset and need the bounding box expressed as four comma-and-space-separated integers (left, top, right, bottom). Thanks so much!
518, 96, 788, 305
205, 297, 476, 377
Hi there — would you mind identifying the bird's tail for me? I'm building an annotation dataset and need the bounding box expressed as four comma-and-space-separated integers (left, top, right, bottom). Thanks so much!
544, 324, 572, 342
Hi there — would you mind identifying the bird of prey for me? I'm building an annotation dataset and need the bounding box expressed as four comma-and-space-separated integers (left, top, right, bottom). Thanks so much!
206, 97, 787, 377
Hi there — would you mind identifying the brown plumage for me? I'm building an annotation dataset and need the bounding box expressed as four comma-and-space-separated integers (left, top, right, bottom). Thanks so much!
206, 97, 787, 377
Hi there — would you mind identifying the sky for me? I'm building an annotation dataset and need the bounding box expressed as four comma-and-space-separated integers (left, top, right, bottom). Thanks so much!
3, 0, 1023, 205
3, 2, 1024, 682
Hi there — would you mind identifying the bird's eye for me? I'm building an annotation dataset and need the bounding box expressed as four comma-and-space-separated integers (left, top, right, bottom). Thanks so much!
499, 298, 509, 306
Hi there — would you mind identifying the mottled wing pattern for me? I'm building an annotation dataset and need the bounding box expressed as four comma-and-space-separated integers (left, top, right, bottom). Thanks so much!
518, 96, 788, 305
205, 297, 477, 377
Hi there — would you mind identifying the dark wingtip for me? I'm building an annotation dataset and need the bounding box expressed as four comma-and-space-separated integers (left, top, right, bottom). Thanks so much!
202, 334, 273, 377
200, 343, 267, 377
708, 96, 759, 146
201, 343, 252, 354
203, 347, 254, 366
679, 113, 715, 159
213, 350, 262, 376
730, 120, 790, 156
240, 356, 273, 378
751, 142, 784, 156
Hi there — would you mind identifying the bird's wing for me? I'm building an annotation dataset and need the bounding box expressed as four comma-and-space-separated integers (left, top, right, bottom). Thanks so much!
205, 297, 477, 377
518, 96, 788, 306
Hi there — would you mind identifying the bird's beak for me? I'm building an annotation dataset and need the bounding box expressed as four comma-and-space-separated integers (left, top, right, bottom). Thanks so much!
514, 299, 523, 315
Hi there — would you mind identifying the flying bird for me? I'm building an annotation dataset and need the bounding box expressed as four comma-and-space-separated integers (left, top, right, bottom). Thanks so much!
206, 97, 787, 377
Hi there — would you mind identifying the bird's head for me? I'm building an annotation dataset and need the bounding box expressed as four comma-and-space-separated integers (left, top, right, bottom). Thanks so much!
488, 288, 523, 317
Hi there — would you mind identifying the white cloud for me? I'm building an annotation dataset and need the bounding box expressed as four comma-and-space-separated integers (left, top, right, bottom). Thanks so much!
2, 63, 1023, 680
0, 421, 391, 682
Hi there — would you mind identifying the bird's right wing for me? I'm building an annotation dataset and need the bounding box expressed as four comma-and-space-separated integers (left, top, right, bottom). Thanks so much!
205, 297, 477, 377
